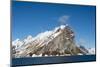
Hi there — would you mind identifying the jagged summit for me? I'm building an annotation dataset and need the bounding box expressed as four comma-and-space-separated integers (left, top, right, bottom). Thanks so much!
12, 24, 94, 58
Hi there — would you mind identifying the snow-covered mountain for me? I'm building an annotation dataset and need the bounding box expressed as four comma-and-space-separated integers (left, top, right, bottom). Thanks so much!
12, 25, 95, 58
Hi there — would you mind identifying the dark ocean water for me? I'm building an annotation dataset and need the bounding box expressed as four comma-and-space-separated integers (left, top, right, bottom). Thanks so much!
12, 55, 96, 66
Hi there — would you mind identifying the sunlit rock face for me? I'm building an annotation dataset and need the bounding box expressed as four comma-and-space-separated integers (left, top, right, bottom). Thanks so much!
12, 25, 90, 58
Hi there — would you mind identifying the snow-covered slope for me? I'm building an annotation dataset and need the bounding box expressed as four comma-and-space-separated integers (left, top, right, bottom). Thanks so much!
12, 25, 67, 50
12, 25, 95, 58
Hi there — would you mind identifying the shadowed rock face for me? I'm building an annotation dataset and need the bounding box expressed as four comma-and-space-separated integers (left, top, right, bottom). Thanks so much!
12, 25, 88, 58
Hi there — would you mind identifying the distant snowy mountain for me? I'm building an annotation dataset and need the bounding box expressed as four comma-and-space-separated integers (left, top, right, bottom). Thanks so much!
12, 24, 95, 58
88, 48, 95, 54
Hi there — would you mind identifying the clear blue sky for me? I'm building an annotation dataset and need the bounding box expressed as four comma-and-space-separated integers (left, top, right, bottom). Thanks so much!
12, 1, 96, 48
